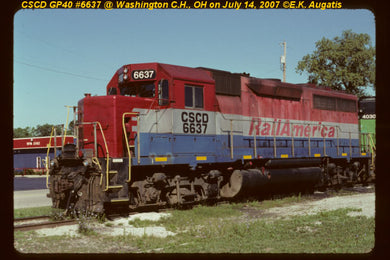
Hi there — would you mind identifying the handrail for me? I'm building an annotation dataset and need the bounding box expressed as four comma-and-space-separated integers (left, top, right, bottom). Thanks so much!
63, 106, 71, 145
78, 121, 110, 189
221, 116, 360, 159
122, 112, 140, 183
45, 126, 55, 189
96, 121, 110, 190
92, 157, 103, 186
368, 133, 376, 151
230, 119, 234, 159
368, 133, 376, 170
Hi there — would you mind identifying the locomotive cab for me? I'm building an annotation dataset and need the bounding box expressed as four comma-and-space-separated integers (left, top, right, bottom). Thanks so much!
108, 76, 170, 106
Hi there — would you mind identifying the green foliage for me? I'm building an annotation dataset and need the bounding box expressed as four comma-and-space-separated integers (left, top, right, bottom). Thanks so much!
34, 124, 60, 137
151, 208, 374, 253
13, 123, 73, 138
296, 30, 375, 96
13, 126, 35, 138
14, 206, 61, 218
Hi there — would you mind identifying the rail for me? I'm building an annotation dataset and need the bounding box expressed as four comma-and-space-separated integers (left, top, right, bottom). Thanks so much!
78, 121, 110, 189
122, 112, 140, 183
45, 126, 55, 188
368, 133, 376, 151
63, 105, 72, 146
223, 116, 363, 160
44, 125, 66, 188
14, 218, 77, 232
361, 133, 376, 171
368, 133, 376, 171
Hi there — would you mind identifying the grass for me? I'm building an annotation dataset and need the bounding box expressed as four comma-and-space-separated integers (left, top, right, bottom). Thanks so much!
128, 206, 374, 253
14, 193, 375, 254
13, 206, 61, 218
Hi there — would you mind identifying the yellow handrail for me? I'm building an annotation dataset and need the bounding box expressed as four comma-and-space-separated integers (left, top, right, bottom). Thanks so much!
45, 126, 55, 188
93, 121, 111, 190
63, 106, 71, 145
368, 133, 376, 151
122, 112, 139, 183
92, 157, 103, 186
76, 121, 110, 188
368, 133, 376, 170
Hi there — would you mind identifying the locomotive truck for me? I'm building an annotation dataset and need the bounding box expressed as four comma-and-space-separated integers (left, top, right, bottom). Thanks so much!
47, 63, 374, 213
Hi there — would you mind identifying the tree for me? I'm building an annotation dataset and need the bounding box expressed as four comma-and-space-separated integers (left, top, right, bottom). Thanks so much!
67, 121, 74, 135
33, 124, 65, 137
13, 127, 34, 138
296, 30, 375, 96
13, 124, 61, 138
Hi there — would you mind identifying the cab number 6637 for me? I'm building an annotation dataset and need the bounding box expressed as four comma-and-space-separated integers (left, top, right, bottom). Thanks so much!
131, 70, 156, 80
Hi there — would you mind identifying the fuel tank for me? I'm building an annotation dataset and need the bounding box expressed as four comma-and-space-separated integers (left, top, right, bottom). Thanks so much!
220, 165, 322, 198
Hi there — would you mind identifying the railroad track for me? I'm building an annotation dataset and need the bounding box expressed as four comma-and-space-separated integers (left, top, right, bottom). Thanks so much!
14, 216, 78, 232
14, 215, 51, 224
14, 184, 374, 232
14, 211, 145, 232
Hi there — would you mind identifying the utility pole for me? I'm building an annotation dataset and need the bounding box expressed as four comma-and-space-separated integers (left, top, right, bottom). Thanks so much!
280, 41, 286, 82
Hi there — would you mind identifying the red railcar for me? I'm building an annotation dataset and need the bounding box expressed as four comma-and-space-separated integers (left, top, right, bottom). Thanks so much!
13, 136, 75, 172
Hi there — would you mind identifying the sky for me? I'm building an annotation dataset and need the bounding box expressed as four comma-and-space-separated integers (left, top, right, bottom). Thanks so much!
13, 8, 376, 129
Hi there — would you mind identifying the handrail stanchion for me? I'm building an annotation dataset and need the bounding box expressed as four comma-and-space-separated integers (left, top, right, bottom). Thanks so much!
273, 121, 276, 158
54, 127, 57, 158
230, 119, 234, 159
291, 123, 295, 157
137, 115, 140, 164
337, 127, 340, 156
253, 130, 257, 159
93, 123, 98, 158
323, 135, 326, 156
349, 132, 352, 157
122, 112, 140, 183
76, 121, 110, 189
45, 126, 55, 189
307, 123, 311, 157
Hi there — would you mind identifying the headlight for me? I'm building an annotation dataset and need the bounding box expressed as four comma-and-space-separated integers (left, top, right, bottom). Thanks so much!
82, 160, 89, 167
50, 159, 58, 168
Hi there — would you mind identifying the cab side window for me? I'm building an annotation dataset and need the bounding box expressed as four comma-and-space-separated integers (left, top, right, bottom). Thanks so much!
108, 87, 117, 95
159, 79, 169, 106
185, 85, 204, 109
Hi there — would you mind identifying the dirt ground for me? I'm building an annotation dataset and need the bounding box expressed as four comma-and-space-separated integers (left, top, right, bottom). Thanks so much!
265, 192, 374, 218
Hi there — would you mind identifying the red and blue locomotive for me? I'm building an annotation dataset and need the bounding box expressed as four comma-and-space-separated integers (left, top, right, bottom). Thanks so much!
47, 63, 374, 213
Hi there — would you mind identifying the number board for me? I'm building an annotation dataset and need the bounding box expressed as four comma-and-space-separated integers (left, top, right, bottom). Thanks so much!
131, 69, 156, 80
173, 110, 216, 135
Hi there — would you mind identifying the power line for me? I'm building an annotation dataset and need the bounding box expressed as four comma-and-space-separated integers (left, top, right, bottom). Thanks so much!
15, 60, 107, 82
14, 30, 114, 70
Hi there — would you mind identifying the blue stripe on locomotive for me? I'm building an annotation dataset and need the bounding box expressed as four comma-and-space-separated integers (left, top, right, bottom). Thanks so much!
131, 133, 367, 167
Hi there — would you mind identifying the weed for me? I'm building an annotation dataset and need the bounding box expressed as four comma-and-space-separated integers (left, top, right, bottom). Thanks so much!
128, 218, 160, 228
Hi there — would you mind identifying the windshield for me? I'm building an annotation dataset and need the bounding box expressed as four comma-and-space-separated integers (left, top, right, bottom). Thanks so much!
119, 83, 155, 98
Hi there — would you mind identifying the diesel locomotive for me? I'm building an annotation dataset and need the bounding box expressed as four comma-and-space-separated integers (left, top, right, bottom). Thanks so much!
47, 63, 375, 213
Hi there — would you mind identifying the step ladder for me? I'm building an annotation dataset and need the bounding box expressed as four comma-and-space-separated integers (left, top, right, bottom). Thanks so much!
106, 169, 129, 203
